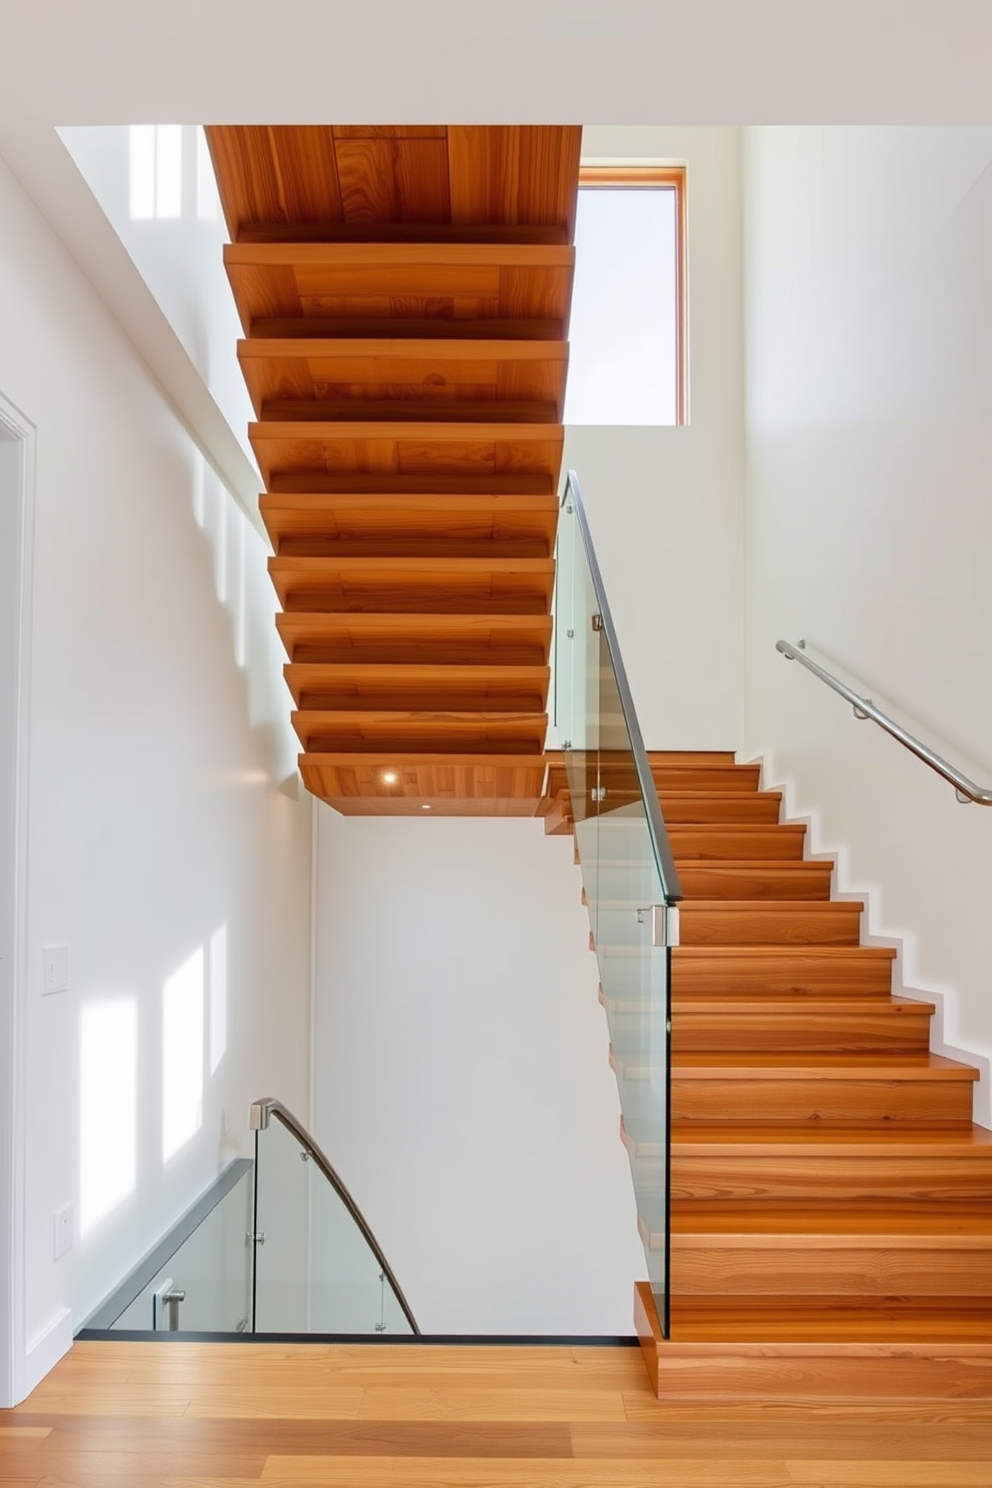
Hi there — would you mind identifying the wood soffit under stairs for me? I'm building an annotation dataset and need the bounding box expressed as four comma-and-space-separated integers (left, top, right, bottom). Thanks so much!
205, 125, 580, 814
550, 751, 992, 1402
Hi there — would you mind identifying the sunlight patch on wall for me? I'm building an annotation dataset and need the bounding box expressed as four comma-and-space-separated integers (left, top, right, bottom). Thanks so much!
162, 948, 204, 1161
209, 924, 228, 1075
79, 999, 137, 1235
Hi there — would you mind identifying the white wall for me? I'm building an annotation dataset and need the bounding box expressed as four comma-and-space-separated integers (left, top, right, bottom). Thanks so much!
312, 810, 644, 1335
0, 150, 313, 1399
742, 127, 992, 1124
564, 126, 744, 752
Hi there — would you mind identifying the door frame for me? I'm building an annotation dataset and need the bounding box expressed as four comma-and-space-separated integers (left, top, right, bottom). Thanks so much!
0, 389, 36, 1407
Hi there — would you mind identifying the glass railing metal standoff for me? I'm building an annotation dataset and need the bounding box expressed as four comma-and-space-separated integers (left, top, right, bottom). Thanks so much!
777, 639, 992, 806
554, 469, 682, 1340
250, 1098, 420, 1336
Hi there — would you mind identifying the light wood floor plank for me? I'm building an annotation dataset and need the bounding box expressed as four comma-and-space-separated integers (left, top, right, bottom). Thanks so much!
355, 1387, 626, 1422
785, 1465, 992, 1486
259, 1459, 794, 1486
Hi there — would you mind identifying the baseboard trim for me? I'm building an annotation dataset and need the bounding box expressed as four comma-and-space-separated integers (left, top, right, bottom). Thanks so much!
23, 1307, 73, 1399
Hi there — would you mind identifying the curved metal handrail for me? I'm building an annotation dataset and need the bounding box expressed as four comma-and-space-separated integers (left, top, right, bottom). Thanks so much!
776, 639, 992, 807
563, 471, 683, 901
249, 1097, 421, 1335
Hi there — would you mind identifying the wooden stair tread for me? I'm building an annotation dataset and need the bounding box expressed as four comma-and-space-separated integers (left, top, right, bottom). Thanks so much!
669, 1201, 992, 1235
673, 944, 895, 962
608, 994, 933, 1016
669, 1052, 979, 1079
284, 661, 550, 711
666, 1122, 992, 1155
668, 1295, 992, 1343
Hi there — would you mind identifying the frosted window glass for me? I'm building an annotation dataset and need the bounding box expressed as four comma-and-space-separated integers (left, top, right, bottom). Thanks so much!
565, 188, 678, 426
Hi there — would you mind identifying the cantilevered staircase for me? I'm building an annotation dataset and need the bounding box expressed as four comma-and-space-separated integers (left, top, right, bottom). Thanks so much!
207, 126, 991, 1400
205, 125, 579, 814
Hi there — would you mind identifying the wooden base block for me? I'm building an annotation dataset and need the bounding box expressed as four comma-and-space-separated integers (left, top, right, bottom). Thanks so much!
633, 1282, 992, 1403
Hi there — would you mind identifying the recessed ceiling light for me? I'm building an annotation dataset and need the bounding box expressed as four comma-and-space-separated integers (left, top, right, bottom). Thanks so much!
381, 770, 398, 785
421, 803, 431, 810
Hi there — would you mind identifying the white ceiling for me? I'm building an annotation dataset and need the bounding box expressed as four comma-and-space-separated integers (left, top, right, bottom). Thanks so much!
2, 0, 989, 527
3, 0, 991, 131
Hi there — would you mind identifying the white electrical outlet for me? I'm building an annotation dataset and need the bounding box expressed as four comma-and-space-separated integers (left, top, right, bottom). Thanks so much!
54, 1203, 73, 1259
42, 945, 69, 996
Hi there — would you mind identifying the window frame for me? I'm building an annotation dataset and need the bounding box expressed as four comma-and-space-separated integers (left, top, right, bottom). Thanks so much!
577, 164, 688, 426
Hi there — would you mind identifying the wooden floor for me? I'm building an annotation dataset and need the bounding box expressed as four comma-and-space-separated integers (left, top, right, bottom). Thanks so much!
3, 1340, 991, 1486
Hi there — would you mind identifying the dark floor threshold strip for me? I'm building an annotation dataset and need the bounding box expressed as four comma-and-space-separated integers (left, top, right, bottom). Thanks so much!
76, 1328, 639, 1347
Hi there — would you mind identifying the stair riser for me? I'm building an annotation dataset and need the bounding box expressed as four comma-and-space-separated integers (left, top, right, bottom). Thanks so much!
670, 1012, 932, 1056
670, 1078, 975, 1126
670, 1247, 992, 1298
658, 797, 782, 824
669, 1159, 992, 1204
647, 768, 762, 793
672, 954, 895, 998
668, 828, 807, 861
635, 1284, 992, 1402
678, 906, 863, 947
676, 866, 832, 900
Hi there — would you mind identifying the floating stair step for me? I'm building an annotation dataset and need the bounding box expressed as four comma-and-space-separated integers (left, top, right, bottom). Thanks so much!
239, 337, 568, 423
654, 791, 782, 824
671, 945, 897, 998
674, 861, 832, 900
635, 1284, 992, 1401
675, 899, 864, 947
223, 240, 576, 340
661, 1201, 992, 1298
261, 490, 559, 558
284, 662, 550, 712
605, 995, 933, 1056
276, 611, 552, 666
648, 763, 762, 793
292, 708, 547, 754
664, 1052, 978, 1126
299, 750, 547, 813
250, 420, 564, 489
668, 823, 807, 860
269, 555, 556, 614
662, 1121, 992, 1203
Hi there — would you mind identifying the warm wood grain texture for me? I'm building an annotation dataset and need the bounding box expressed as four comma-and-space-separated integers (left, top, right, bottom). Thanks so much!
209, 127, 579, 811
275, 611, 553, 667
558, 750, 992, 1386
6, 1337, 991, 1482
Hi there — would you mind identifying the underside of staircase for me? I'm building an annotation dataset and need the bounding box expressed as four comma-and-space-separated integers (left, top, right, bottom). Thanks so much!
205, 125, 580, 815
547, 751, 992, 1400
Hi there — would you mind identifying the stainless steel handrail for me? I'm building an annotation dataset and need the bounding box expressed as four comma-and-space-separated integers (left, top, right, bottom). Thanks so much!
249, 1097, 421, 1335
776, 639, 992, 807
563, 471, 683, 901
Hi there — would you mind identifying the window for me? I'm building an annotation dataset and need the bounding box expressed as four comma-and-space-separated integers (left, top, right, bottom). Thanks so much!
565, 166, 687, 426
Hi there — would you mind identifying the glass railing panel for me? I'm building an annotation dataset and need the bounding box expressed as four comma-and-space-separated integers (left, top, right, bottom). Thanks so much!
253, 1112, 311, 1331
306, 1156, 413, 1334
554, 472, 677, 1338
251, 1101, 419, 1335
109, 1163, 253, 1332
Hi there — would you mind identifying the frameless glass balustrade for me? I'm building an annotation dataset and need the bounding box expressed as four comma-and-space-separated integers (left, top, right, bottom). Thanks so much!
554, 469, 682, 1338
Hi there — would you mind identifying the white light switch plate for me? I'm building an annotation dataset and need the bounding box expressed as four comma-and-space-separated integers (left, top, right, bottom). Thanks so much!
42, 945, 69, 995
54, 1203, 73, 1259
